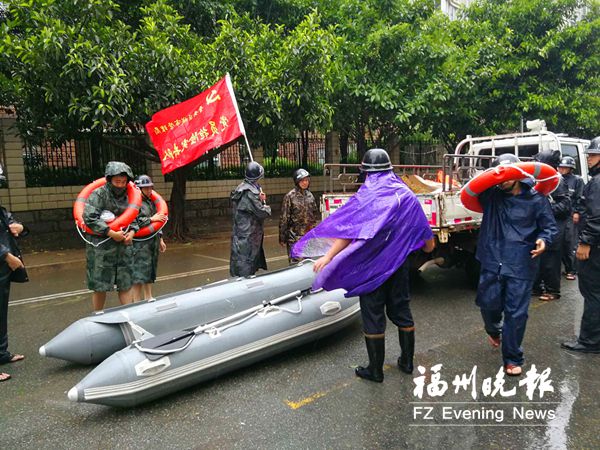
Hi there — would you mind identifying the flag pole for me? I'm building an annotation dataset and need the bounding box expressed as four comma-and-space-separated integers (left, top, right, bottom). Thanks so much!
225, 73, 253, 163
243, 134, 254, 162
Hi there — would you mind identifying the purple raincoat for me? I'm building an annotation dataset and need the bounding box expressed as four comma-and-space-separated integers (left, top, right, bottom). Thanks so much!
293, 171, 433, 296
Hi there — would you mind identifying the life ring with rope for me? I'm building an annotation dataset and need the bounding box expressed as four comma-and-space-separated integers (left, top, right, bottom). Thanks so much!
460, 162, 560, 213
135, 190, 169, 238
73, 177, 142, 235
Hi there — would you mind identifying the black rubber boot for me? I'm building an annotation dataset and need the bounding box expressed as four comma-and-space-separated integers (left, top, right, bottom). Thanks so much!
397, 328, 415, 374
355, 336, 385, 383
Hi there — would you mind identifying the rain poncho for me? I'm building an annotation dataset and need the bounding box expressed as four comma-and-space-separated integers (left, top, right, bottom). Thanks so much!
292, 171, 433, 296
230, 180, 272, 277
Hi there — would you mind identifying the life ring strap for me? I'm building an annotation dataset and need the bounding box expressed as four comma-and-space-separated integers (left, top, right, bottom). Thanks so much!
460, 162, 559, 213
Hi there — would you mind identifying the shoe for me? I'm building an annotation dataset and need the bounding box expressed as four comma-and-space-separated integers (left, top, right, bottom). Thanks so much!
504, 364, 522, 376
397, 328, 415, 374
487, 335, 501, 348
561, 341, 600, 353
355, 336, 385, 383
0, 372, 10, 382
565, 273, 576, 281
0, 353, 24, 365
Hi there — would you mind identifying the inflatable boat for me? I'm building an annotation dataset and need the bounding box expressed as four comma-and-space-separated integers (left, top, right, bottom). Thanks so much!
68, 288, 360, 407
40, 262, 316, 364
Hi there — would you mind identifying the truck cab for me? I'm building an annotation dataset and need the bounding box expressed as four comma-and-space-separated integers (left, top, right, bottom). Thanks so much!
454, 120, 590, 182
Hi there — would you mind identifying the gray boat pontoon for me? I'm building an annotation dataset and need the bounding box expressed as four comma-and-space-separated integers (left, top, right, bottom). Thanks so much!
68, 288, 360, 407
40, 262, 316, 364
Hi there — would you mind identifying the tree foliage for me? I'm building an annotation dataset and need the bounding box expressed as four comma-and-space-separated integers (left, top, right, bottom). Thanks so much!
1, 0, 598, 237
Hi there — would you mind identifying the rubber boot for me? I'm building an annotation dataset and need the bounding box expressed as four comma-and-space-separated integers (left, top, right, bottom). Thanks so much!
355, 336, 385, 383
397, 328, 415, 374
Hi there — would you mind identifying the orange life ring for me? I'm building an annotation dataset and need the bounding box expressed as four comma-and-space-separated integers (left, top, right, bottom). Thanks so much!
135, 191, 169, 237
460, 162, 560, 213
73, 178, 142, 235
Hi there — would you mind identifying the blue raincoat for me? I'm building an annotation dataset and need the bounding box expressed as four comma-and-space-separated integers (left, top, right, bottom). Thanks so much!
476, 180, 558, 280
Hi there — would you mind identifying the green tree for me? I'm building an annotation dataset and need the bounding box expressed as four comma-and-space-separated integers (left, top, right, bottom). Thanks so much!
461, 0, 600, 137
1, 0, 206, 238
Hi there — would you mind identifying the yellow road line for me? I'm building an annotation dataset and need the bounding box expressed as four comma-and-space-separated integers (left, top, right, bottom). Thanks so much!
284, 364, 394, 410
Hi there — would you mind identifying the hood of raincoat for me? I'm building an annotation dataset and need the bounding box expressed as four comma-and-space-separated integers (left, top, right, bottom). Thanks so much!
104, 161, 134, 180
231, 180, 260, 201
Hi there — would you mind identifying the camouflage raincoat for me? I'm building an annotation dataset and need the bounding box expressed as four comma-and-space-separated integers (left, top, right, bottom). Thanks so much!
279, 187, 318, 262
83, 162, 139, 291
132, 195, 160, 284
230, 180, 271, 277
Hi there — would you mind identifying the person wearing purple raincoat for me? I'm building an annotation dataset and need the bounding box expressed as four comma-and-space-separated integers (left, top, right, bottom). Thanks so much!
293, 149, 435, 383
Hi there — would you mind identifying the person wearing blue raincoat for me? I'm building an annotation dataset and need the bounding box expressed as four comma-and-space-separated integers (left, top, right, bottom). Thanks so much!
293, 149, 435, 383
475, 154, 558, 376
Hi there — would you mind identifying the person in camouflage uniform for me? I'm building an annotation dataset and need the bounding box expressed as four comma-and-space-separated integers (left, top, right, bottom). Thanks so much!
279, 168, 319, 263
131, 175, 167, 302
230, 161, 271, 277
83, 162, 139, 311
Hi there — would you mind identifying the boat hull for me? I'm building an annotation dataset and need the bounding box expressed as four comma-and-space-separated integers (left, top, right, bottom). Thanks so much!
40, 262, 316, 364
69, 289, 360, 407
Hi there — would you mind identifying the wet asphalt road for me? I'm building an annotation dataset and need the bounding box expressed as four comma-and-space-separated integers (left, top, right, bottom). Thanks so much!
1, 229, 599, 449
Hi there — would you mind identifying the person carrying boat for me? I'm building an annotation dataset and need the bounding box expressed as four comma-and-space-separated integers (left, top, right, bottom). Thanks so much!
558, 156, 585, 280
474, 153, 557, 376
83, 162, 139, 311
131, 175, 167, 302
532, 150, 571, 301
0, 164, 28, 382
562, 136, 600, 353
293, 148, 435, 383
230, 161, 272, 277
279, 168, 319, 264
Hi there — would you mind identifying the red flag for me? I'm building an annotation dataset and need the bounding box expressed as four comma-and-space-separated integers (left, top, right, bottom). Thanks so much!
146, 74, 246, 174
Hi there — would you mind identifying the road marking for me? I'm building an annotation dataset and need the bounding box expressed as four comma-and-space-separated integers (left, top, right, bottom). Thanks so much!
284, 365, 393, 410
192, 254, 231, 263
9, 255, 290, 307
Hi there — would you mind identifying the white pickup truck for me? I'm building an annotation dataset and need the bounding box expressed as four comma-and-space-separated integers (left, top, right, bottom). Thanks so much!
321, 122, 591, 284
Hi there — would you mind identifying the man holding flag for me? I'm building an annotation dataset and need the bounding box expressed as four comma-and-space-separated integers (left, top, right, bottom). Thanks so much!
230, 161, 272, 277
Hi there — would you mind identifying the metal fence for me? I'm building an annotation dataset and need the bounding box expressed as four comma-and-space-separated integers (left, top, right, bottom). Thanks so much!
187, 135, 326, 181
263, 135, 325, 177
22, 133, 328, 185
23, 134, 148, 187
344, 138, 444, 166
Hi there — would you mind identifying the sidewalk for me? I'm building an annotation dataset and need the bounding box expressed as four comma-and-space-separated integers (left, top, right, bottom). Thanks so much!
22, 213, 282, 268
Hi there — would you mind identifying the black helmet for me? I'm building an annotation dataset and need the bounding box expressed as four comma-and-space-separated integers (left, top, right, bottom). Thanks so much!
135, 174, 154, 188
585, 136, 600, 155
558, 156, 576, 169
491, 153, 520, 167
245, 161, 264, 181
361, 148, 392, 172
533, 150, 561, 168
292, 168, 310, 184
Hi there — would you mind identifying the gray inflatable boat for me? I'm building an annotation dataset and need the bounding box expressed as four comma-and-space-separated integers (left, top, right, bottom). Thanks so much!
40, 262, 316, 364
68, 288, 360, 407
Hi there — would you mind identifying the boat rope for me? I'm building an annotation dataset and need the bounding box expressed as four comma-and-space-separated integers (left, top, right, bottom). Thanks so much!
134, 291, 306, 356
